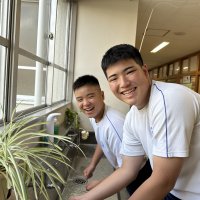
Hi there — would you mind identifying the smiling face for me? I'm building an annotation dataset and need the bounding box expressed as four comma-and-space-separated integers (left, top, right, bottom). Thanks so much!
106, 59, 151, 109
74, 84, 105, 122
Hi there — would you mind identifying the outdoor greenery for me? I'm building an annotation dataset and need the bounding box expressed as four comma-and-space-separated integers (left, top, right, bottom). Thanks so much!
0, 108, 79, 200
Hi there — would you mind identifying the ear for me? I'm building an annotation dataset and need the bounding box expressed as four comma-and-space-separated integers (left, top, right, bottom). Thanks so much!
101, 91, 105, 100
142, 64, 149, 76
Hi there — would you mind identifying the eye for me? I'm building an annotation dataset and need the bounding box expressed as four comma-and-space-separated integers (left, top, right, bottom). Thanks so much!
126, 69, 135, 74
108, 77, 117, 82
88, 95, 95, 99
76, 98, 83, 103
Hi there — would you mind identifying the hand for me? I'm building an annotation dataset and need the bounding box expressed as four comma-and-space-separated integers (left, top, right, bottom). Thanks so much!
68, 196, 80, 200
86, 179, 101, 191
83, 163, 95, 178
68, 194, 87, 200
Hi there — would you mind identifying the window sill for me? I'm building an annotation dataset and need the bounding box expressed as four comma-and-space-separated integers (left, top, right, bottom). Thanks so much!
0, 101, 72, 131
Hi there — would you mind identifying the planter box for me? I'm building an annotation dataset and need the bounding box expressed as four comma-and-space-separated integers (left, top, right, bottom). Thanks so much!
0, 174, 8, 200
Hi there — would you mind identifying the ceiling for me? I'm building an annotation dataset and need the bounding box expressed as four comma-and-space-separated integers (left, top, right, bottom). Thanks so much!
135, 0, 200, 69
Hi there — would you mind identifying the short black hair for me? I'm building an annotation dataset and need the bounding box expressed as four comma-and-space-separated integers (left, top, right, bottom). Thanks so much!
73, 75, 100, 91
101, 44, 144, 77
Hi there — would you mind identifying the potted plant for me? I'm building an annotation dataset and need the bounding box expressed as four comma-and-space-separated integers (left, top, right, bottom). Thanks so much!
0, 109, 80, 200
65, 108, 80, 131
65, 108, 90, 141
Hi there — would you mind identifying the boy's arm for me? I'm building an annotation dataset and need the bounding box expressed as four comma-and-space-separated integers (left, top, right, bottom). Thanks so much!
83, 144, 103, 178
70, 155, 145, 200
129, 156, 184, 200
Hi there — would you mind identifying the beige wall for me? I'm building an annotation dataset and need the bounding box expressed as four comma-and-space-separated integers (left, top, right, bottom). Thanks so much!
73, 0, 139, 131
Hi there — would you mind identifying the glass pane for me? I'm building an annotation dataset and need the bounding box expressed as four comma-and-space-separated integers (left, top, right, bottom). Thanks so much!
198, 77, 200, 94
149, 70, 153, 78
159, 67, 163, 78
19, 0, 51, 59
162, 65, 167, 77
190, 76, 196, 91
190, 55, 199, 72
167, 79, 177, 83
16, 55, 47, 112
153, 68, 158, 79
54, 0, 70, 68
169, 64, 174, 76
174, 61, 180, 75
0, 0, 9, 38
0, 45, 6, 119
182, 59, 189, 73
52, 68, 66, 103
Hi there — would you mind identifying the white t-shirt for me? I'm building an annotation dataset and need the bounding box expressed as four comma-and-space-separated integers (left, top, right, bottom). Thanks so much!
90, 105, 125, 168
121, 80, 200, 200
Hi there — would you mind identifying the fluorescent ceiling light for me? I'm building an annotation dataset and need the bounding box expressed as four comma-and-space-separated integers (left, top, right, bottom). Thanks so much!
151, 42, 169, 53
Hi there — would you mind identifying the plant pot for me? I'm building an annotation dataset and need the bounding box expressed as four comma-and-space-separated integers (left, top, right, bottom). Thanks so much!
0, 174, 8, 200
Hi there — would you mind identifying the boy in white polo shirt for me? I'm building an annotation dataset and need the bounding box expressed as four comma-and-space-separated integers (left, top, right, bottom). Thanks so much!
73, 75, 151, 194
70, 45, 200, 200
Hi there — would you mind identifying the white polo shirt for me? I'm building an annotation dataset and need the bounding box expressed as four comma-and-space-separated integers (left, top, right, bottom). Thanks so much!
90, 105, 125, 168
121, 80, 200, 200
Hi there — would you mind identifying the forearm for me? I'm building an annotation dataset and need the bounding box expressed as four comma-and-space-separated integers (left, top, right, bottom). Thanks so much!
129, 156, 184, 200
90, 144, 103, 167
83, 167, 133, 200
70, 156, 145, 200
129, 175, 173, 200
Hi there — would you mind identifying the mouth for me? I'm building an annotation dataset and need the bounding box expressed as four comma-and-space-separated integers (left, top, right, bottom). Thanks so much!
121, 87, 136, 96
83, 107, 94, 113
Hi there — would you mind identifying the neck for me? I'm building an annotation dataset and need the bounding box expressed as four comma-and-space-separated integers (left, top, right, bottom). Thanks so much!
95, 104, 105, 123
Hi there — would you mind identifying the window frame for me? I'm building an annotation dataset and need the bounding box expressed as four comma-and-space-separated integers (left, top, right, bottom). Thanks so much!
0, 0, 77, 124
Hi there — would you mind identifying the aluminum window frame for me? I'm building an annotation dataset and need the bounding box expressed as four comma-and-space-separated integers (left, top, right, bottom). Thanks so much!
0, 0, 77, 124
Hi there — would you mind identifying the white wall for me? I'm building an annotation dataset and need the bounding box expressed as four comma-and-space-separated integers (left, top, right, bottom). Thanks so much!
73, 0, 139, 131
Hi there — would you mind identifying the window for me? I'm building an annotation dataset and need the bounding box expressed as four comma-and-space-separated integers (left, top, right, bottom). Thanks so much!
159, 67, 163, 78
51, 0, 71, 104
153, 68, 158, 79
0, 44, 7, 119
16, 55, 47, 112
16, 1, 50, 112
0, 0, 9, 38
19, 1, 50, 59
169, 64, 174, 76
0, 0, 77, 122
0, 0, 9, 120
182, 59, 189, 73
162, 65, 167, 77
190, 55, 199, 72
174, 61, 180, 75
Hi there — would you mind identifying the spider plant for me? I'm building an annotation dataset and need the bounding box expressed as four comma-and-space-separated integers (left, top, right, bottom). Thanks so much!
0, 109, 81, 200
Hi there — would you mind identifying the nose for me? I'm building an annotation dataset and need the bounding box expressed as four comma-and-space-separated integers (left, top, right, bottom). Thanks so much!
119, 75, 129, 88
82, 98, 90, 106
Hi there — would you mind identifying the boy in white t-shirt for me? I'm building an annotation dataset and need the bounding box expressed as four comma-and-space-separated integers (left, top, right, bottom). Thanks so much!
70, 45, 200, 200
72, 75, 152, 194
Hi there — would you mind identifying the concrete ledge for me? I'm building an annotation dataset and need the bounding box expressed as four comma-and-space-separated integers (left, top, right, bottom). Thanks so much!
80, 131, 97, 144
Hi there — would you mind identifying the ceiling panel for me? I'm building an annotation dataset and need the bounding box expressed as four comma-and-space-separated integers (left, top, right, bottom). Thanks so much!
135, 0, 200, 69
